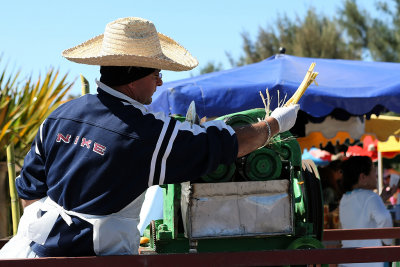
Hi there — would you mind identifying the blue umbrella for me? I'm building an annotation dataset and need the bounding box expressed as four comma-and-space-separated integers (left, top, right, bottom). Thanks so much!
148, 54, 400, 119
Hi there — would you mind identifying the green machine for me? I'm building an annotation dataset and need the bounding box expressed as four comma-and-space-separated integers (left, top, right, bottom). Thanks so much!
141, 107, 324, 254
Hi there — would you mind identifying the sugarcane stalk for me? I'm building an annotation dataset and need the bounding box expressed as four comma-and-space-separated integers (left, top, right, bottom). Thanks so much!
285, 62, 318, 106
7, 143, 20, 235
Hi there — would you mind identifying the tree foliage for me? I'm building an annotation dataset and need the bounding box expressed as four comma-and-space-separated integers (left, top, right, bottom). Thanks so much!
339, 0, 400, 62
199, 0, 400, 73
198, 61, 223, 75
233, 9, 361, 67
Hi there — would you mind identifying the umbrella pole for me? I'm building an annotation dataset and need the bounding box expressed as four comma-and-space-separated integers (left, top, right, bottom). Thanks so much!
377, 151, 383, 194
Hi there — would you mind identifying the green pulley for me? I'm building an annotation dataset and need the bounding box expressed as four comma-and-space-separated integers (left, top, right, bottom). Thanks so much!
242, 147, 282, 181
202, 163, 236, 183
224, 114, 255, 127
286, 236, 324, 250
278, 144, 291, 160
284, 237, 327, 267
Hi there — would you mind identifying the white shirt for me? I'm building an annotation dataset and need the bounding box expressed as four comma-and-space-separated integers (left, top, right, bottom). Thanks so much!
339, 189, 393, 267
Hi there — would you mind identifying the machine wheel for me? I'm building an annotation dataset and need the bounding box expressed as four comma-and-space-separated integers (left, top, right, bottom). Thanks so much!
284, 237, 327, 267
224, 114, 255, 127
202, 163, 236, 182
302, 159, 324, 241
243, 147, 282, 181
286, 236, 324, 250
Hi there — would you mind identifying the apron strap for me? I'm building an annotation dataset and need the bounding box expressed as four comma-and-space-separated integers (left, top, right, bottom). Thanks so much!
28, 197, 73, 245
26, 195, 145, 255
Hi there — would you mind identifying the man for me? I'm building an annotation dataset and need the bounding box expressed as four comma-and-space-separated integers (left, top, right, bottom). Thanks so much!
339, 156, 396, 267
0, 17, 299, 258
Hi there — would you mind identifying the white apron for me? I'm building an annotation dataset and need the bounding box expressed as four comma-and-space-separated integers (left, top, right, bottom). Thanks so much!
0, 193, 145, 258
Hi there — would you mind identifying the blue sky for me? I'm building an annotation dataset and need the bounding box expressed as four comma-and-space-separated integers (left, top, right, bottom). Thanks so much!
1, 0, 379, 96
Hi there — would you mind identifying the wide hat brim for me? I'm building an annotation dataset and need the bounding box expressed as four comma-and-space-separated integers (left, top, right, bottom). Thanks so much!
62, 32, 198, 71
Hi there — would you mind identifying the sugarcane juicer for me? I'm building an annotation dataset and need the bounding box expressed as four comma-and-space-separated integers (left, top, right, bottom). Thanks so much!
141, 106, 324, 253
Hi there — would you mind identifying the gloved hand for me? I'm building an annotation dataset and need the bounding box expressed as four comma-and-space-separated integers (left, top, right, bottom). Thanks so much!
270, 104, 300, 133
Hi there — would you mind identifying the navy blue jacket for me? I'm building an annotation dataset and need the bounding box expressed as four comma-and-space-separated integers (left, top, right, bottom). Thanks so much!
16, 84, 238, 256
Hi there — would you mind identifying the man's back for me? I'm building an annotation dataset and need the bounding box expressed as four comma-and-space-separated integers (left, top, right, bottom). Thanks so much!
15, 85, 238, 256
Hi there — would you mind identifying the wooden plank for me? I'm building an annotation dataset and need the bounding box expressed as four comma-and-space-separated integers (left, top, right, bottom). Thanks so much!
3, 228, 400, 266
323, 228, 400, 241
1, 246, 400, 267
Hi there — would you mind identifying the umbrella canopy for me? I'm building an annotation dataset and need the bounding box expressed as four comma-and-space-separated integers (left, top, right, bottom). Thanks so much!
346, 135, 378, 161
148, 54, 400, 119
302, 148, 332, 166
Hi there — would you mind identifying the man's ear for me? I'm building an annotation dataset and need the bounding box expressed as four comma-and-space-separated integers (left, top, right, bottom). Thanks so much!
358, 173, 366, 186
127, 81, 135, 90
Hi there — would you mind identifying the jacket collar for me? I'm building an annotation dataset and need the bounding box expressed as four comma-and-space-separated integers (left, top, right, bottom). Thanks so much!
95, 79, 148, 112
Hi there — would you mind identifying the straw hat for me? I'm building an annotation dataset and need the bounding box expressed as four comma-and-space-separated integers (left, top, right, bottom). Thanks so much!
62, 17, 198, 71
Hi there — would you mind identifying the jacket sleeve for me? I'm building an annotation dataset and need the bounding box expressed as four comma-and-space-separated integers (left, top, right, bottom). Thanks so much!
149, 118, 238, 186
15, 122, 48, 200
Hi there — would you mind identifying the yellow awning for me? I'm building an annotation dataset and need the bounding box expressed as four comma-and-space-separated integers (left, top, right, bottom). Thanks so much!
378, 136, 400, 153
365, 115, 400, 141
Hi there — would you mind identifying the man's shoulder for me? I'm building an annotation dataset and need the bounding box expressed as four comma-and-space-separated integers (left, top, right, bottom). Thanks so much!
341, 189, 378, 203
48, 94, 98, 117
356, 189, 379, 197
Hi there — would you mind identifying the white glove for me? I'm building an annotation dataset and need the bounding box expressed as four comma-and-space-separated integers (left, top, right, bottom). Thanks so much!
270, 104, 300, 133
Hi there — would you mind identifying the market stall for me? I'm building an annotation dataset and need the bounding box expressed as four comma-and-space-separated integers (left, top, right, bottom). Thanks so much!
297, 115, 400, 193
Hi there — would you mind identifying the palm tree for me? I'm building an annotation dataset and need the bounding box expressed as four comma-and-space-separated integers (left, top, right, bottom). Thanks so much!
0, 60, 74, 164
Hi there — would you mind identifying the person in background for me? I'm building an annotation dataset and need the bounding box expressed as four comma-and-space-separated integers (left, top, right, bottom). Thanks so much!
0, 17, 299, 258
383, 169, 400, 205
319, 159, 343, 211
339, 156, 397, 267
